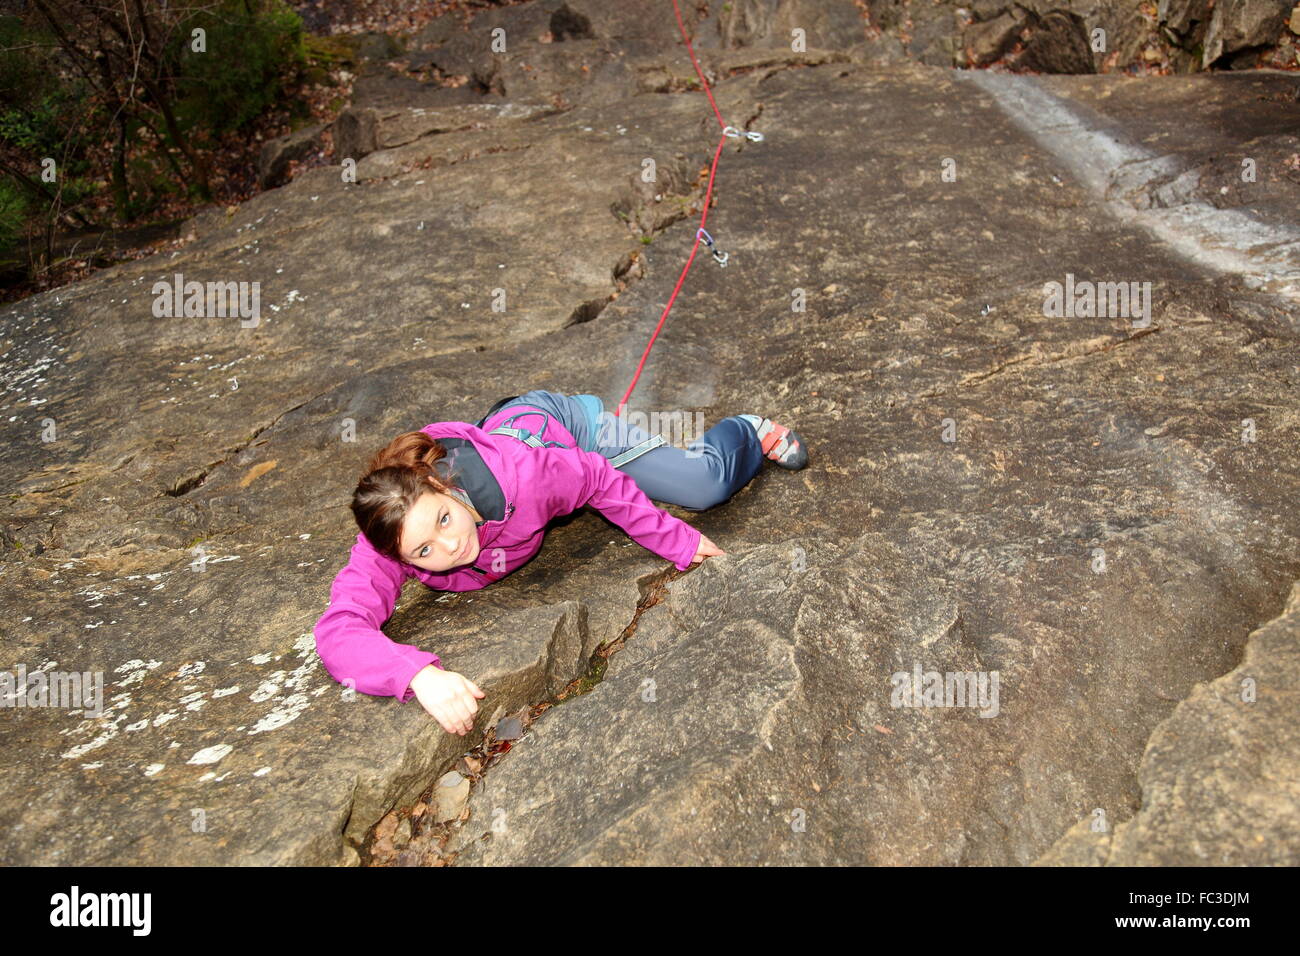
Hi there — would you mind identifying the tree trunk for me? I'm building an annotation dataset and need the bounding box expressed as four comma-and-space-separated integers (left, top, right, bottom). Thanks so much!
111, 110, 131, 223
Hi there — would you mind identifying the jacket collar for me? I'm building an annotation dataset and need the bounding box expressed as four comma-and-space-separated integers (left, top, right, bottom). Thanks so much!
419, 421, 517, 546
435, 439, 503, 523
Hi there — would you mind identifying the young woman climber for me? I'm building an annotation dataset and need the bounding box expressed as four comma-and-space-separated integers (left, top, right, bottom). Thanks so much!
313, 389, 808, 737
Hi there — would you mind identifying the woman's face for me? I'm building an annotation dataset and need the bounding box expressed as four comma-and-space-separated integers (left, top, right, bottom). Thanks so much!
398, 489, 482, 572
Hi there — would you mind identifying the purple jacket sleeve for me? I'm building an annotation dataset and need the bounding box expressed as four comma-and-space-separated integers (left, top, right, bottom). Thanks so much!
541, 446, 702, 571
314, 533, 443, 703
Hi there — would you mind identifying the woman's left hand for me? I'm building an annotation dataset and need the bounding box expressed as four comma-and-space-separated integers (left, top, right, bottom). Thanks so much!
690, 533, 726, 565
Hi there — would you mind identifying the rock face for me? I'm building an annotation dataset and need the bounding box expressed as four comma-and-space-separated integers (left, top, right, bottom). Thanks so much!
1197, 0, 1293, 68
1037, 581, 1300, 865
258, 123, 328, 189
867, 0, 1297, 71
1, 0, 1298, 866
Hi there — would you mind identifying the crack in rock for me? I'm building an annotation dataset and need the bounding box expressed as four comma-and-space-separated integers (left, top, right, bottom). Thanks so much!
163, 392, 324, 497
917, 326, 1161, 398
359, 565, 683, 866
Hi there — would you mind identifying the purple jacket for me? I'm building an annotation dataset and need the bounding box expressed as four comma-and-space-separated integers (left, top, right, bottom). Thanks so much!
313, 416, 702, 703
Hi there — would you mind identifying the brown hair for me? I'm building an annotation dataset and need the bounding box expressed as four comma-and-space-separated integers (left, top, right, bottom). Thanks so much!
352, 430, 460, 563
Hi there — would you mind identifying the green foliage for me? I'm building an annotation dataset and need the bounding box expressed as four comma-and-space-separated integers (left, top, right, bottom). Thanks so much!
0, 176, 28, 259
0, 16, 80, 159
0, 87, 87, 164
0, 1, 312, 265
302, 33, 357, 66
0, 15, 49, 102
172, 0, 307, 135
0, 15, 98, 230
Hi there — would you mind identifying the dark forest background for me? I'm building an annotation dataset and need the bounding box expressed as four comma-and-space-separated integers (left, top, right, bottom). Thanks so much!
0, 0, 498, 303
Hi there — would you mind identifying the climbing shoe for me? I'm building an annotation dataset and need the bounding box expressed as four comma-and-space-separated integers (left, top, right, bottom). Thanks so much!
738, 414, 808, 470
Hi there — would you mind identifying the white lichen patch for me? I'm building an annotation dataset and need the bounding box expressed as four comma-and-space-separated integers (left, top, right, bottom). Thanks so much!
248, 693, 310, 735
48, 625, 333, 775
114, 659, 163, 688
249, 680, 280, 704
62, 729, 116, 760
79, 587, 111, 607
187, 743, 232, 765
252, 767, 272, 777
283, 659, 316, 693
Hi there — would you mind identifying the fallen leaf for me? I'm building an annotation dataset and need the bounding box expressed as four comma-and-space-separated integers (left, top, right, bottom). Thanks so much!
239, 460, 278, 487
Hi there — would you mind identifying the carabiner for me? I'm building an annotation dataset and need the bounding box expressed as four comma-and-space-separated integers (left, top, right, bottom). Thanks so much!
696, 228, 729, 267
722, 126, 764, 143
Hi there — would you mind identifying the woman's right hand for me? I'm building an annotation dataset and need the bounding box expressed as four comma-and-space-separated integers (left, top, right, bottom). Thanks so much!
409, 664, 485, 736
689, 533, 726, 566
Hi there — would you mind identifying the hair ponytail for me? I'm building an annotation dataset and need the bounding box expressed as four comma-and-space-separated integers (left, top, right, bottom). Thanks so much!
351, 431, 460, 563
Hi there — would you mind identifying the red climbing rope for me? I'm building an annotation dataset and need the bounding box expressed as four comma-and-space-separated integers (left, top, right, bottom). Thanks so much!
612, 0, 748, 418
